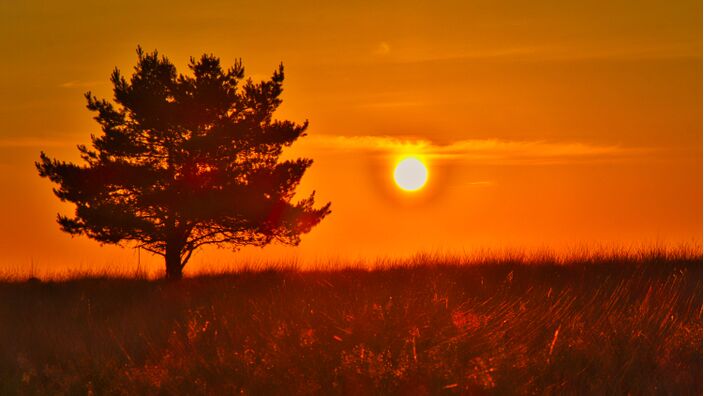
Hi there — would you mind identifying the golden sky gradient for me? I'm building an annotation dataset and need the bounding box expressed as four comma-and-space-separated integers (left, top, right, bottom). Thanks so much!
0, 1, 701, 274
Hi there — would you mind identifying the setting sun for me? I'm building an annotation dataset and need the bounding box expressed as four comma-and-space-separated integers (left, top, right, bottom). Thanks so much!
394, 157, 428, 192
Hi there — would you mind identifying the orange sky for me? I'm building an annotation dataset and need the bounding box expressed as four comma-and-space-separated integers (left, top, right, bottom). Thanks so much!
0, 1, 701, 275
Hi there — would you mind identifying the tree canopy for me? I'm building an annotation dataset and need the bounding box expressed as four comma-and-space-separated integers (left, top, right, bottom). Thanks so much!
36, 47, 331, 279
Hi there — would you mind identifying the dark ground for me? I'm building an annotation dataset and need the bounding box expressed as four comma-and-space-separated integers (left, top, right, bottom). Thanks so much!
0, 251, 701, 395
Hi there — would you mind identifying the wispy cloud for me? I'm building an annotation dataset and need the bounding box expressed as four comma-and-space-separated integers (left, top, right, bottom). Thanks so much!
389, 44, 700, 65
0, 134, 646, 165
356, 100, 426, 109
373, 41, 391, 56
300, 135, 646, 165
59, 80, 103, 89
0, 137, 74, 148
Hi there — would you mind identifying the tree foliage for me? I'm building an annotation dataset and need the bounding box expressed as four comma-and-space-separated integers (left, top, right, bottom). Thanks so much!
36, 47, 331, 279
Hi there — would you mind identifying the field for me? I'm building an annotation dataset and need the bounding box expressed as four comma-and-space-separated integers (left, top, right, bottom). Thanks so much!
0, 249, 701, 395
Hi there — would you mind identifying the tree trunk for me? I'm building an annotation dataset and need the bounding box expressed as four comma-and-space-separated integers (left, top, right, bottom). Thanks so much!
165, 242, 183, 280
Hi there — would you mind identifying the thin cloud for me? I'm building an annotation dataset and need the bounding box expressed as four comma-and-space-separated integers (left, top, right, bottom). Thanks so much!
300, 135, 646, 165
357, 100, 426, 109
0, 137, 74, 148
374, 41, 391, 56
466, 181, 493, 185
0, 135, 646, 165
59, 80, 103, 89
390, 44, 699, 65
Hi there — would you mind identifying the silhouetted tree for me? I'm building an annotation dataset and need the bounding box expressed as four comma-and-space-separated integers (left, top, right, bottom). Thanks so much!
36, 47, 331, 279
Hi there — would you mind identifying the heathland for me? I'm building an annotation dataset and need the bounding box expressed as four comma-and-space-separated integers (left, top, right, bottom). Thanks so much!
0, 248, 701, 394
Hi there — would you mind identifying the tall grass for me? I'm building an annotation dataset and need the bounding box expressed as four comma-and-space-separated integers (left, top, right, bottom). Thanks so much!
0, 248, 701, 394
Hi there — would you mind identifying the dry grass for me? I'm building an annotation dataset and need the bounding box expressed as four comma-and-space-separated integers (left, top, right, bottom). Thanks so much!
0, 248, 701, 394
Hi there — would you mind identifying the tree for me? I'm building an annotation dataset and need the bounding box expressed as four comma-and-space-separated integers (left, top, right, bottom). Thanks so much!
36, 47, 331, 279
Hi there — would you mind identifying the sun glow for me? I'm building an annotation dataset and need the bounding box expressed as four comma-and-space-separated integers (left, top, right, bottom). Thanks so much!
393, 157, 428, 192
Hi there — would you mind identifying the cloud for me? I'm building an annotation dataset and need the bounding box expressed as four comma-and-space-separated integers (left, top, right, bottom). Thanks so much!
374, 42, 391, 56
0, 137, 74, 148
389, 44, 699, 66
0, 134, 645, 166
299, 135, 646, 165
59, 80, 102, 89
356, 100, 426, 109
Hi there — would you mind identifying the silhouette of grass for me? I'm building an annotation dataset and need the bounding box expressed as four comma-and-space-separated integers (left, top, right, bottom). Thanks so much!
0, 247, 700, 394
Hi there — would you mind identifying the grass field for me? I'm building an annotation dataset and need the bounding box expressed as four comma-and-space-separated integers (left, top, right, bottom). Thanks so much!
0, 249, 701, 394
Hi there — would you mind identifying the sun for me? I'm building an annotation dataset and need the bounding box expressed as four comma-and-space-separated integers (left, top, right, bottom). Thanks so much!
394, 157, 428, 192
